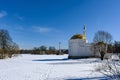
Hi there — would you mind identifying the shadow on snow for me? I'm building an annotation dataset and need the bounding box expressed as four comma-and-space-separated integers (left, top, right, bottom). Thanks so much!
32, 58, 68, 61
32, 58, 101, 65
65, 76, 110, 80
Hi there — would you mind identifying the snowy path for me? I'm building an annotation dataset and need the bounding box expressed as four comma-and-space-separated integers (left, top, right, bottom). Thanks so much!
0, 54, 107, 80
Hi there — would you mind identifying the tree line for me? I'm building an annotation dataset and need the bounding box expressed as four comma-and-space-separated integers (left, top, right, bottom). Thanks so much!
20, 45, 68, 55
0, 29, 19, 59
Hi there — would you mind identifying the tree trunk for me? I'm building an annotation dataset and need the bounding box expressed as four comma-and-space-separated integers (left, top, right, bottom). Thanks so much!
100, 51, 105, 60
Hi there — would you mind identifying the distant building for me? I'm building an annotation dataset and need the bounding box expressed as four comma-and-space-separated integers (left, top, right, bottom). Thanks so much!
68, 25, 94, 59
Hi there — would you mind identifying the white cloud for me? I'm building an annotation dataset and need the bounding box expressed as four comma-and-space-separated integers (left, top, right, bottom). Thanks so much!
0, 23, 10, 29
15, 26, 24, 30
0, 10, 7, 18
17, 16, 24, 21
14, 14, 24, 21
33, 26, 52, 33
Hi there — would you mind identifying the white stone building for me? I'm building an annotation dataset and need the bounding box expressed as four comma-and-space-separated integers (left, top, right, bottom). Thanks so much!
68, 25, 94, 59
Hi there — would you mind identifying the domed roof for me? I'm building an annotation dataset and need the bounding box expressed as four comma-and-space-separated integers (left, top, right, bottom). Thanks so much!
70, 34, 86, 40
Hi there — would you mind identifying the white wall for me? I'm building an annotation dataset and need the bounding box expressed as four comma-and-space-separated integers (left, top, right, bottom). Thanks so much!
69, 39, 93, 57
111, 53, 120, 60
104, 53, 120, 59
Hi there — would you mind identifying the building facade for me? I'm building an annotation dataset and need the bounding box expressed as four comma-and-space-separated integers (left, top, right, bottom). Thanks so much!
68, 25, 94, 59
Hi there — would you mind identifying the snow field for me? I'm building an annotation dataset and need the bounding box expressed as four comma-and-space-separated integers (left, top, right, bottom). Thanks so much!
0, 54, 106, 80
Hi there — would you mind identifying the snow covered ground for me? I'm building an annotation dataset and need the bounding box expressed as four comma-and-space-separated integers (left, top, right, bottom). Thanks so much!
0, 54, 110, 80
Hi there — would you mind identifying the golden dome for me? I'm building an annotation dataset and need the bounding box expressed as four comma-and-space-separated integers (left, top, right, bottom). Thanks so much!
70, 34, 86, 40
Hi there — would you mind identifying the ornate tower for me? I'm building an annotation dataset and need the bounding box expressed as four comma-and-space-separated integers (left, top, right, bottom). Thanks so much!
83, 24, 86, 38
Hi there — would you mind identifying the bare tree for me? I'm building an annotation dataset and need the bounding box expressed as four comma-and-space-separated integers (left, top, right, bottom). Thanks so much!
48, 46, 56, 54
0, 29, 13, 58
9, 42, 19, 58
32, 47, 40, 54
93, 31, 112, 60
39, 45, 47, 51
95, 60, 120, 80
39, 45, 47, 54
113, 41, 120, 53
0, 29, 19, 58
94, 31, 112, 44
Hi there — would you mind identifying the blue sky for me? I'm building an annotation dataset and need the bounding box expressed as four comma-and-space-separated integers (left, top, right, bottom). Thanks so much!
0, 0, 120, 49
